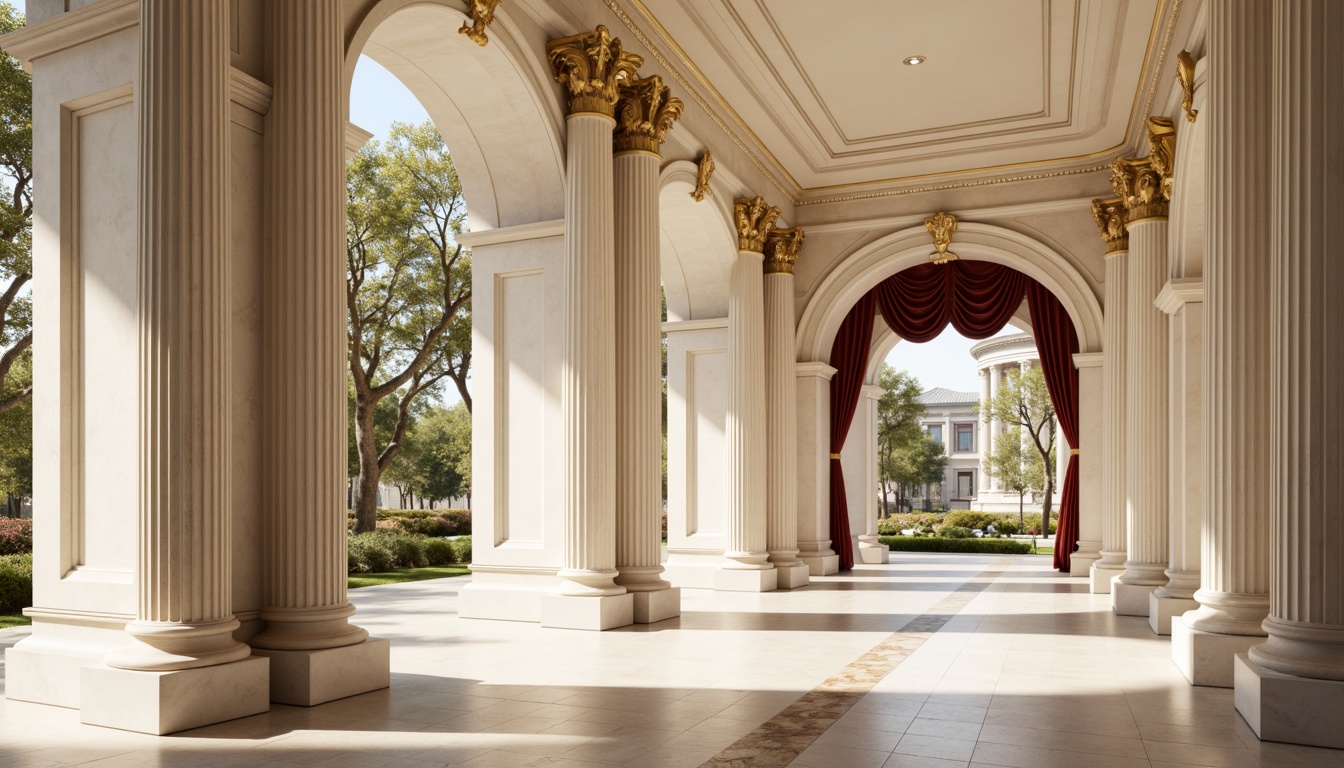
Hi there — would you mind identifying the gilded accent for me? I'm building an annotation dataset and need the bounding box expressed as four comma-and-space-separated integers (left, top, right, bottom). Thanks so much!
1177, 49, 1199, 123
546, 25, 643, 117
924, 211, 959, 264
614, 74, 682, 154
458, 0, 501, 47
691, 151, 715, 202
1110, 155, 1167, 222
764, 227, 804, 275
1147, 116, 1177, 202
1091, 197, 1130, 254
829, 453, 841, 460
1070, 448, 1080, 455
734, 196, 780, 253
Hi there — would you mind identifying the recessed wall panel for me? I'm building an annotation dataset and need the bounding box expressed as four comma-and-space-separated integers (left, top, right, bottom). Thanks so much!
495, 269, 545, 546
687, 348, 727, 537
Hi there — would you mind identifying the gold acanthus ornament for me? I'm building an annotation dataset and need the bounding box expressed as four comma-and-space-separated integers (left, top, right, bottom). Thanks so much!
614, 74, 683, 154
1090, 197, 1129, 255
546, 25, 643, 117
690, 151, 715, 202
924, 211, 959, 264
734, 196, 780, 253
1147, 116, 1177, 203
458, 0, 502, 47
1177, 49, 1199, 123
1110, 155, 1166, 222
764, 227, 804, 275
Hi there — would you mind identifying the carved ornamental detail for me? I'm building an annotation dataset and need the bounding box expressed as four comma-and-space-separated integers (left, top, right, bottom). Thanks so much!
1147, 116, 1177, 203
924, 211, 959, 264
546, 25, 643, 117
1177, 50, 1199, 123
459, 0, 502, 47
1091, 197, 1130, 255
1110, 155, 1166, 222
733, 196, 780, 253
614, 74, 683, 154
764, 227, 804, 275
690, 151, 715, 202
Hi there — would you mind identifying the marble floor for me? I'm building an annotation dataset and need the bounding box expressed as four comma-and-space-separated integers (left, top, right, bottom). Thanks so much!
2, 555, 1341, 767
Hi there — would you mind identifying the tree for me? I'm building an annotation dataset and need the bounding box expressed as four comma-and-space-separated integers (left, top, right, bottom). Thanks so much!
411, 403, 472, 507
0, 350, 30, 517
980, 365, 1057, 531
876, 366, 946, 514
0, 7, 34, 416
982, 427, 1046, 528
347, 121, 472, 533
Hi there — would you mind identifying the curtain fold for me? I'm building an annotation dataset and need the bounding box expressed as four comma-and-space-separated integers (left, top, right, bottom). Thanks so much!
1026, 282, 1081, 571
827, 292, 876, 571
875, 261, 1029, 342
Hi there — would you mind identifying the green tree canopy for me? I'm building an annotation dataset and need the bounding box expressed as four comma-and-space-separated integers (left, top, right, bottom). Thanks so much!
980, 365, 1057, 528
982, 427, 1047, 528
876, 365, 947, 514
0, 6, 33, 417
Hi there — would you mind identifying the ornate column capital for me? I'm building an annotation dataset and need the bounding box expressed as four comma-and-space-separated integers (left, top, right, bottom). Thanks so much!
734, 196, 780, 253
764, 227, 804, 274
1091, 197, 1130, 255
1147, 116, 1177, 203
546, 25, 643, 118
1110, 154, 1168, 223
614, 74, 683, 154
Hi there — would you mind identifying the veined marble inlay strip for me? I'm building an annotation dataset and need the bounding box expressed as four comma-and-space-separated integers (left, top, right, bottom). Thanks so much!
701, 559, 1014, 768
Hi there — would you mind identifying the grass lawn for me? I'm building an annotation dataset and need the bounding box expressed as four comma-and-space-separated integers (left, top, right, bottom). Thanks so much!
348, 564, 469, 589
0, 612, 30, 629
1033, 546, 1055, 555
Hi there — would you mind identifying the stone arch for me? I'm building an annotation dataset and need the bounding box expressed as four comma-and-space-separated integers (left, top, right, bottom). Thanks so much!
658, 160, 738, 321
344, 0, 566, 231
797, 222, 1104, 365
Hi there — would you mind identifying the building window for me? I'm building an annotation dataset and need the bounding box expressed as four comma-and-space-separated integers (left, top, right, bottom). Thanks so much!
957, 471, 974, 499
955, 423, 974, 452
927, 425, 943, 446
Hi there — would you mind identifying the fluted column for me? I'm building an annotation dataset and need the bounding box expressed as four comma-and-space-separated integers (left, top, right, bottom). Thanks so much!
764, 228, 810, 587
613, 75, 681, 622
856, 385, 888, 564
251, 0, 370, 668
716, 197, 778, 592
1113, 152, 1172, 618
103, 0, 247, 674
988, 365, 1002, 492
1173, 0, 1273, 688
977, 369, 991, 495
1090, 197, 1128, 594
1246, 0, 1344, 686
543, 27, 640, 627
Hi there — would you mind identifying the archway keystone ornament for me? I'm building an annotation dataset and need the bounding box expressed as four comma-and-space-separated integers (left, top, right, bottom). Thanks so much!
691, 151, 715, 201
458, 0, 501, 47
924, 211, 959, 264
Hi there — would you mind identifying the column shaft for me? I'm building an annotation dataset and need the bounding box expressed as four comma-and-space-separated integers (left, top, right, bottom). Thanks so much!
977, 369, 991, 494
725, 247, 770, 569
988, 365, 1002, 492
1093, 250, 1128, 589
252, 0, 367, 652
765, 272, 800, 565
107, 0, 247, 671
1160, 295, 1203, 600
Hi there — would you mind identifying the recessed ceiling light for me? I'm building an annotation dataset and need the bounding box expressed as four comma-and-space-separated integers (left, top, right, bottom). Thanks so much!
903, 55, 927, 66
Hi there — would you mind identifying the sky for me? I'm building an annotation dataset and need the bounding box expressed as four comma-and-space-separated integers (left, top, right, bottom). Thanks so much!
882, 325, 1019, 395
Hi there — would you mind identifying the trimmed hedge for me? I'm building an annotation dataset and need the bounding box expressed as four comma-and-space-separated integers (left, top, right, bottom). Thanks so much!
0, 518, 33, 555
0, 553, 33, 613
375, 509, 472, 537
879, 536, 1032, 555
347, 530, 473, 574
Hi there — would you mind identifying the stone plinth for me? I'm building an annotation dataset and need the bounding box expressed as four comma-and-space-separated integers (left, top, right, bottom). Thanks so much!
80, 656, 269, 735
1172, 615, 1262, 688
252, 638, 390, 706
1113, 581, 1157, 617
714, 567, 779, 593
1235, 654, 1344, 749
541, 593, 634, 631
1149, 592, 1199, 636
774, 563, 811, 589
630, 587, 681, 624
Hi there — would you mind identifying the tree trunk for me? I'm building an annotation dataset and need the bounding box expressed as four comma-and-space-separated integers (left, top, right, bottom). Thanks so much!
353, 397, 381, 533
1042, 474, 1055, 537
1019, 492, 1025, 530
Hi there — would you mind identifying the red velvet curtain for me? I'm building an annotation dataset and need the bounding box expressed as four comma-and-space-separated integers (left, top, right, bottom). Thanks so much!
827, 260, 1079, 572
827, 293, 876, 571
1027, 282, 1080, 571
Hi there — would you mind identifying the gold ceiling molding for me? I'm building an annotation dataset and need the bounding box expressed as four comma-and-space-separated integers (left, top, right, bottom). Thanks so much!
764, 227, 804, 274
734, 196, 781, 253
690, 151, 715, 201
924, 212, 959, 265
546, 25, 642, 117
1091, 197, 1129, 255
458, 0, 501, 47
614, 74, 683, 154
795, 163, 1113, 206
1177, 50, 1199, 122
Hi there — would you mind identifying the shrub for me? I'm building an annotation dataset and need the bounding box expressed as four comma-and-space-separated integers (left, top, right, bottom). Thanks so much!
348, 533, 395, 574
0, 553, 33, 613
1020, 513, 1057, 536
450, 536, 472, 564
944, 511, 996, 531
993, 519, 1021, 536
878, 536, 1032, 555
422, 537, 457, 566
938, 526, 974, 539
0, 518, 33, 555
380, 509, 472, 538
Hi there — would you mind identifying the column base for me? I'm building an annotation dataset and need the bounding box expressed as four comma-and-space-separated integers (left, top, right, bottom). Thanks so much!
774, 563, 810, 589
1234, 653, 1344, 749
714, 567, 778, 593
1112, 580, 1157, 616
80, 655, 269, 735
541, 593, 633, 631
5, 624, 127, 709
459, 566, 557, 623
798, 553, 839, 576
1171, 616, 1264, 688
1070, 551, 1101, 578
1090, 562, 1124, 594
1149, 593, 1199, 636
663, 550, 723, 589
251, 638, 389, 706
631, 587, 680, 624
857, 544, 890, 565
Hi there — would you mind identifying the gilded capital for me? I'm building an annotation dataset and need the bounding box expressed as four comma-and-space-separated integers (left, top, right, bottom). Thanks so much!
764, 227, 804, 274
459, 0, 502, 47
1110, 155, 1167, 222
1091, 197, 1129, 255
546, 25, 643, 117
614, 74, 683, 154
734, 196, 780, 253
1147, 116, 1177, 203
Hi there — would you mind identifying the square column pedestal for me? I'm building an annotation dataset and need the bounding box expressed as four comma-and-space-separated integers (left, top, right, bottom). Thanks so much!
1149, 593, 1200, 636
631, 588, 681, 624
541, 593, 634, 631
774, 563, 810, 589
799, 553, 839, 577
252, 638, 391, 706
1090, 563, 1123, 594
80, 656, 270, 735
1171, 616, 1263, 688
858, 543, 890, 565
1112, 581, 1157, 617
1235, 654, 1344, 749
715, 567, 778, 592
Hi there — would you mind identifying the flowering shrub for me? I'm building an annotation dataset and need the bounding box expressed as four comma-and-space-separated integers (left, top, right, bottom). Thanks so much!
0, 518, 32, 556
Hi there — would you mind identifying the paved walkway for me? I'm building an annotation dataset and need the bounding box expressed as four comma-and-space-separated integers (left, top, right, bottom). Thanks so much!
1, 555, 1340, 767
